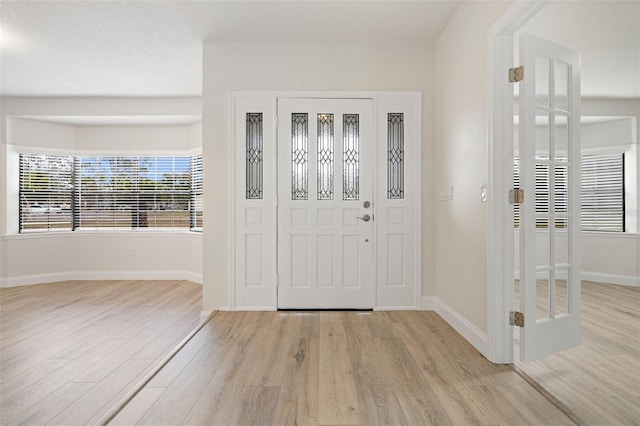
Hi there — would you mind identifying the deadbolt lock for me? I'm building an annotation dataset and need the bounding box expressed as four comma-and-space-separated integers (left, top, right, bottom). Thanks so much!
363, 201, 371, 208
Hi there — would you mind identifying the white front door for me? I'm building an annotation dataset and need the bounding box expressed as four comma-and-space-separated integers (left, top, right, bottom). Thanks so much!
518, 34, 581, 362
277, 98, 374, 309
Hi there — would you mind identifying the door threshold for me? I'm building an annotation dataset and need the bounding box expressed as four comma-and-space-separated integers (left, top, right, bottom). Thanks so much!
277, 308, 373, 312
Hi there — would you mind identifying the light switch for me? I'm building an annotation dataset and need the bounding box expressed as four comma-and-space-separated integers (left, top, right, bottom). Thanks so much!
439, 186, 453, 201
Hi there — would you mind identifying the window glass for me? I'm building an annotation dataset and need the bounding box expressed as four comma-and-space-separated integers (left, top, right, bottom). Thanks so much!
19, 154, 203, 233
19, 154, 73, 232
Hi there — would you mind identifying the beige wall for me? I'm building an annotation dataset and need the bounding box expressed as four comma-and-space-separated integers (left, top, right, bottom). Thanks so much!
202, 41, 435, 310
1, 232, 202, 287
434, 1, 512, 334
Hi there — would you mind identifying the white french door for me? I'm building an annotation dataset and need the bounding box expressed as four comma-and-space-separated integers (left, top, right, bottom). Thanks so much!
277, 98, 374, 309
518, 34, 581, 362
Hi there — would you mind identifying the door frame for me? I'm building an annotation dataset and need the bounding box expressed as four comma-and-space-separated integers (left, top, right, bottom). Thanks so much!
487, 0, 549, 363
228, 91, 422, 311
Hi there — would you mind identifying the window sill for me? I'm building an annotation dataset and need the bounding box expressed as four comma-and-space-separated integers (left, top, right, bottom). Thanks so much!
1, 230, 203, 240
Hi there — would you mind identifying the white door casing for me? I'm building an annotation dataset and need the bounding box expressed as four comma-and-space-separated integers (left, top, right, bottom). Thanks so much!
518, 34, 581, 362
277, 98, 374, 309
231, 92, 421, 311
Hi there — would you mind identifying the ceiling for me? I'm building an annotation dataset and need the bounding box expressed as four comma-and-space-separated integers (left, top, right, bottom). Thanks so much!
0, 0, 461, 97
520, 0, 640, 99
0, 0, 638, 98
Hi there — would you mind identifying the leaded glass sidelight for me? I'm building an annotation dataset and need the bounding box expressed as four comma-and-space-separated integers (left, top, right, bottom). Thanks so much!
388, 113, 404, 199
246, 113, 263, 199
342, 114, 360, 200
291, 113, 309, 200
317, 113, 334, 200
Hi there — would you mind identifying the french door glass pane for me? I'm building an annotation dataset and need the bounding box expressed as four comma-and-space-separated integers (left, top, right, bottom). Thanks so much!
554, 115, 569, 162
554, 60, 570, 112
535, 56, 551, 107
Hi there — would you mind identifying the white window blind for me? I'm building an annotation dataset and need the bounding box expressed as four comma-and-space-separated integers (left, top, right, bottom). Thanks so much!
514, 153, 624, 232
190, 155, 203, 231
19, 154, 74, 232
581, 153, 624, 232
75, 156, 192, 230
19, 154, 203, 233
513, 157, 568, 228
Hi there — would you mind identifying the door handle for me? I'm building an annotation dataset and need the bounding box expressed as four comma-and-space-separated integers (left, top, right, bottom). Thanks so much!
356, 214, 372, 222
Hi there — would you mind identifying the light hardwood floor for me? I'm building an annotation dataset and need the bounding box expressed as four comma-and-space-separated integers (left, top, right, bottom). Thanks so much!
516, 280, 640, 425
0, 280, 202, 426
4, 279, 636, 425
111, 310, 574, 426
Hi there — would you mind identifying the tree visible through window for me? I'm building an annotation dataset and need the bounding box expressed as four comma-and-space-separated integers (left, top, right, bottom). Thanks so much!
19, 154, 73, 231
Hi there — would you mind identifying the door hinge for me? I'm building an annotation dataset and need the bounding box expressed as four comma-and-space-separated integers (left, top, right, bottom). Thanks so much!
509, 188, 524, 204
509, 311, 524, 327
275, 273, 279, 286
509, 66, 524, 83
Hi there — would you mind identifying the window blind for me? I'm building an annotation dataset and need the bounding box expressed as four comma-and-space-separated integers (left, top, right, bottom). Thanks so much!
581, 153, 624, 232
19, 154, 202, 233
514, 153, 624, 232
75, 156, 192, 230
19, 154, 74, 232
190, 155, 203, 231
513, 157, 568, 229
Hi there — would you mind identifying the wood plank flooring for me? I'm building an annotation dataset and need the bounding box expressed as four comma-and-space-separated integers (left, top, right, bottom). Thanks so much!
516, 280, 640, 425
4, 279, 636, 425
0, 280, 202, 426
113, 310, 574, 426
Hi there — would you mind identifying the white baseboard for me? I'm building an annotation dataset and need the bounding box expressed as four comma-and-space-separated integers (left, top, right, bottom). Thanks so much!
420, 296, 436, 310
199, 311, 214, 322
373, 305, 421, 311
582, 271, 639, 287
434, 298, 489, 358
1, 272, 70, 288
232, 307, 277, 311
1, 270, 203, 288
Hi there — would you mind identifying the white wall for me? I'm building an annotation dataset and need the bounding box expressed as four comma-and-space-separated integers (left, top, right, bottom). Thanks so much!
433, 1, 512, 337
8, 118, 76, 151
0, 232, 202, 287
0, 97, 203, 287
514, 231, 640, 287
75, 125, 195, 153
202, 41, 435, 311
581, 232, 640, 286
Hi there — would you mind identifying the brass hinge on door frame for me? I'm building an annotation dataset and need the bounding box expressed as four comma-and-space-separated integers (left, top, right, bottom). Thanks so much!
509, 188, 524, 204
509, 311, 524, 327
509, 66, 524, 83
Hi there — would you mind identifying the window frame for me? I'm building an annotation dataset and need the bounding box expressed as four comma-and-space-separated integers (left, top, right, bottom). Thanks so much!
19, 153, 74, 233
18, 153, 203, 234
